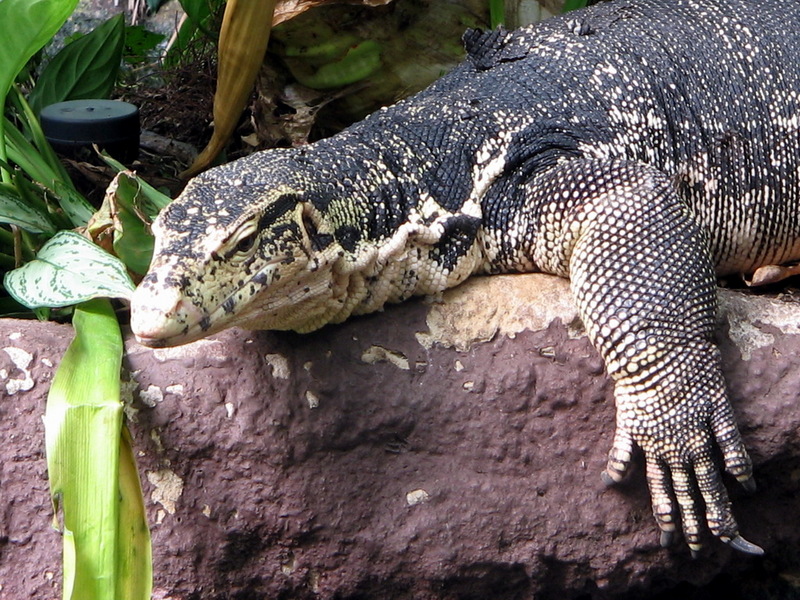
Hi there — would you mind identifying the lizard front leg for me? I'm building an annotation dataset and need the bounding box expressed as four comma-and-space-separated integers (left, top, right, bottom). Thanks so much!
526, 159, 762, 555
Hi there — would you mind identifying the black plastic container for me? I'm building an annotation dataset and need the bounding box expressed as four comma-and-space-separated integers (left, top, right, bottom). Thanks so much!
40, 99, 140, 163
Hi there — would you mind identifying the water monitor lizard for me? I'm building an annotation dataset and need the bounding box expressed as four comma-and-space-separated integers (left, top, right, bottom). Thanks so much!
130, 0, 800, 555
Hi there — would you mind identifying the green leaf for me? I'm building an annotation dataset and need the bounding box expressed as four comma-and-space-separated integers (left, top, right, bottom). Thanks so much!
0, 0, 79, 181
0, 0, 79, 102
101, 153, 172, 213
2, 114, 94, 227
109, 174, 157, 275
562, 0, 589, 12
489, 0, 505, 28
88, 171, 160, 275
147, 0, 170, 11
3, 231, 135, 308
46, 299, 152, 600
116, 427, 153, 600
123, 25, 165, 65
165, 0, 224, 66
29, 13, 126, 114
0, 181, 57, 233
180, 0, 218, 28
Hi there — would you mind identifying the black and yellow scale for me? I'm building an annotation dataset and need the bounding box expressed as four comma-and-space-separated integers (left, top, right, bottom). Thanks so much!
131, 0, 800, 556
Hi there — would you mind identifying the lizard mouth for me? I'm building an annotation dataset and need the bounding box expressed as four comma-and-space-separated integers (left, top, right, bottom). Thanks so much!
131, 273, 277, 347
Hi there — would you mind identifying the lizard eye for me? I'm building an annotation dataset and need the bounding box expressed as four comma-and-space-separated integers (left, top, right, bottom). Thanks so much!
235, 233, 257, 254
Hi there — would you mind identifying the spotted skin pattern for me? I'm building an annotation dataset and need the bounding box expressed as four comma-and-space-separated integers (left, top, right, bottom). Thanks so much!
131, 0, 800, 555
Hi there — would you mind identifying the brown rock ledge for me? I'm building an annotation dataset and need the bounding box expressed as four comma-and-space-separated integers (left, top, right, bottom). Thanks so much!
1, 273, 799, 599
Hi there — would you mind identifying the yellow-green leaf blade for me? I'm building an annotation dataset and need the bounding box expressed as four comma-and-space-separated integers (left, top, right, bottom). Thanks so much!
46, 299, 124, 600
116, 427, 153, 600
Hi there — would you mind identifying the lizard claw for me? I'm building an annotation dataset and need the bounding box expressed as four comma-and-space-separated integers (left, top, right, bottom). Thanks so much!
725, 535, 764, 556
600, 470, 618, 487
659, 530, 675, 548
739, 476, 757, 494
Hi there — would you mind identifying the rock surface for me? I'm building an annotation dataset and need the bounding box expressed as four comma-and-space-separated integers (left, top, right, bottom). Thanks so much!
2, 273, 800, 599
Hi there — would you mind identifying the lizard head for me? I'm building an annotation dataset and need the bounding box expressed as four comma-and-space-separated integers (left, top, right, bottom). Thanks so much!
130, 150, 347, 347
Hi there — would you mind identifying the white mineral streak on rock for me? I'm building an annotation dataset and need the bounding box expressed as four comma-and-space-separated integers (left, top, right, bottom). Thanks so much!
120, 378, 140, 422
306, 390, 320, 409
415, 273, 800, 358
147, 469, 184, 515
406, 489, 431, 506
139, 384, 164, 407
360, 345, 410, 370
2, 347, 34, 394
264, 353, 291, 379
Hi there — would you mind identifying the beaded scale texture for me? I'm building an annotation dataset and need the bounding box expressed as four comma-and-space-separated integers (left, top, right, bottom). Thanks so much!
131, 0, 800, 555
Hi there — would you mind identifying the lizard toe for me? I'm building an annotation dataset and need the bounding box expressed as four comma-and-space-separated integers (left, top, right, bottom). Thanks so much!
670, 463, 704, 552
604, 426, 635, 484
645, 455, 678, 544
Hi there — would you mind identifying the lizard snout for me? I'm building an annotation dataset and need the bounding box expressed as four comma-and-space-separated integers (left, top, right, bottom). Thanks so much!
130, 284, 206, 347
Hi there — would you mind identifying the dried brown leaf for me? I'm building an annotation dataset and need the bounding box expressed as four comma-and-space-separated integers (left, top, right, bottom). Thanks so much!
273, 0, 394, 26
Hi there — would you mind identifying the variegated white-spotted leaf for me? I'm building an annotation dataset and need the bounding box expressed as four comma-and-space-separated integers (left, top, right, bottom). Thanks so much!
4, 230, 135, 308
0, 185, 57, 234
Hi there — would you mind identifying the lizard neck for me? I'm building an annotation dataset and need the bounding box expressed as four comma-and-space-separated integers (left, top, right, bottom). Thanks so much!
283, 139, 489, 331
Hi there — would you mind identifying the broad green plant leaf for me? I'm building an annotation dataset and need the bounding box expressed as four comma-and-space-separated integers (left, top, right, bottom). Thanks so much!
123, 25, 165, 65
0, 0, 79, 181
3, 231, 135, 308
46, 299, 152, 600
286, 40, 382, 90
165, 0, 226, 67
180, 0, 222, 34
88, 171, 164, 275
101, 153, 172, 214
562, 0, 589, 12
29, 13, 126, 114
0, 0, 79, 101
489, 0, 505, 28
147, 0, 170, 12
0, 182, 57, 233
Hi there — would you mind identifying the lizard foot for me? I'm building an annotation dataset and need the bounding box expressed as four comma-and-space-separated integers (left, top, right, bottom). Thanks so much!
603, 347, 761, 556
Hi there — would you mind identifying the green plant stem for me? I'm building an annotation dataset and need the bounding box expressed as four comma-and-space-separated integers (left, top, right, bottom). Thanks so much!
489, 0, 505, 28
0, 98, 10, 185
